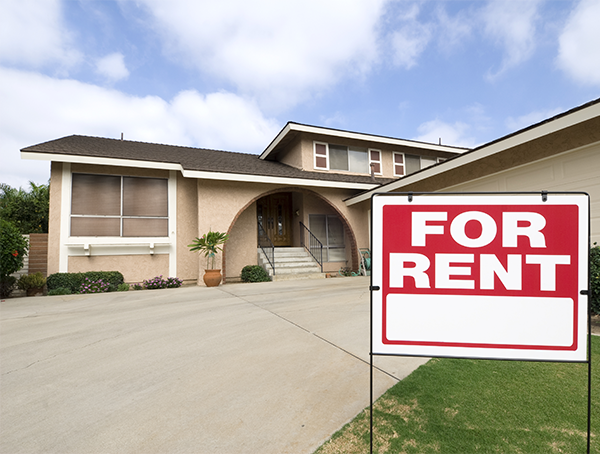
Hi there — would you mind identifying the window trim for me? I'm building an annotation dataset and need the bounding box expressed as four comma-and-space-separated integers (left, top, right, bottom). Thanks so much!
393, 152, 405, 177
368, 149, 382, 175
313, 141, 329, 170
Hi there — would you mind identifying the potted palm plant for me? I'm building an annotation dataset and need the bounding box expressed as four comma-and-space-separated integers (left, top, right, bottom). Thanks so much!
188, 230, 229, 287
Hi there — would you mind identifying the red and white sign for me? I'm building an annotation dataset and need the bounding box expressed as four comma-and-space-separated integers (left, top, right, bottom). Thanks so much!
371, 194, 589, 361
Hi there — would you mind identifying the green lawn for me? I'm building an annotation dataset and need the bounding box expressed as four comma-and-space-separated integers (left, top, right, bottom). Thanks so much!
316, 335, 600, 454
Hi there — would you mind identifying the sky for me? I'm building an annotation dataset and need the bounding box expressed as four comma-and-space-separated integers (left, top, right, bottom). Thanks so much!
1, 0, 599, 189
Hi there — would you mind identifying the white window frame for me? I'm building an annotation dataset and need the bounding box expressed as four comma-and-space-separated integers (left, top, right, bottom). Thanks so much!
368, 149, 382, 175
313, 141, 329, 170
69, 173, 169, 238
393, 152, 405, 177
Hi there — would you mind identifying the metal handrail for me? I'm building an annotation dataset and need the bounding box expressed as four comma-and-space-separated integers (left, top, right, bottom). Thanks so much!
299, 221, 323, 272
257, 220, 275, 275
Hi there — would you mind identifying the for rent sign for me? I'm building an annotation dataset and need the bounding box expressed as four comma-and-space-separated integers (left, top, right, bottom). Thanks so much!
371, 193, 589, 361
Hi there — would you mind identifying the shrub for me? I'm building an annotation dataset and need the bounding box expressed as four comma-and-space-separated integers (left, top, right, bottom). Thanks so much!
79, 277, 110, 294
141, 275, 183, 290
132, 283, 143, 290
17, 272, 46, 290
48, 287, 72, 296
0, 220, 29, 298
591, 243, 600, 315
117, 283, 130, 292
47, 271, 124, 293
241, 265, 270, 283
0, 275, 17, 299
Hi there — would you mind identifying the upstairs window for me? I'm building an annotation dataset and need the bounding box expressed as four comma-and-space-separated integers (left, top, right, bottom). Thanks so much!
71, 173, 168, 237
314, 142, 328, 169
314, 142, 369, 174
369, 149, 382, 175
393, 153, 436, 177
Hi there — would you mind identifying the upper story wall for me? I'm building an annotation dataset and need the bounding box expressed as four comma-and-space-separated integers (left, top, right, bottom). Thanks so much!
270, 131, 461, 180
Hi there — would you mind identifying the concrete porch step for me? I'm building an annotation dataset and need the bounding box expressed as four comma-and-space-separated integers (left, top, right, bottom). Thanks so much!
257, 247, 325, 281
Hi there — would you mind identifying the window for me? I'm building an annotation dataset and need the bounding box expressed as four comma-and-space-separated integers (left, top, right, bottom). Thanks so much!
313, 142, 370, 174
393, 153, 437, 177
71, 173, 168, 237
369, 149, 382, 175
314, 142, 328, 169
309, 215, 345, 262
393, 152, 405, 176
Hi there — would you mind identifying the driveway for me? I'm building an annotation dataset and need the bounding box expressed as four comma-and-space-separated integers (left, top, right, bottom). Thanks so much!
0, 277, 428, 454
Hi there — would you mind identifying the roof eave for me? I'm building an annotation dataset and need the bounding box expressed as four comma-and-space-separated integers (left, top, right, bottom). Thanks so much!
345, 97, 600, 207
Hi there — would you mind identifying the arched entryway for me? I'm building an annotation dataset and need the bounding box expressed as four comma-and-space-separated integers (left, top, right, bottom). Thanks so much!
223, 187, 360, 281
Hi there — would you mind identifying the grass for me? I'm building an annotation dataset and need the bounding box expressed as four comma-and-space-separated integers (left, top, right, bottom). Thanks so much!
316, 335, 600, 454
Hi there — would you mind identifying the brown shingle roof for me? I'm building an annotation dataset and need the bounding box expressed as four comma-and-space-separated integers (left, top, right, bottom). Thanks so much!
22, 135, 395, 185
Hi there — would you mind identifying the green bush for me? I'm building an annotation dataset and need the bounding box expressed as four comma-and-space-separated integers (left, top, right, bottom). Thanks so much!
117, 283, 130, 292
0, 275, 17, 299
241, 265, 270, 283
47, 271, 124, 293
1, 220, 29, 277
17, 272, 46, 290
591, 243, 600, 315
48, 287, 72, 296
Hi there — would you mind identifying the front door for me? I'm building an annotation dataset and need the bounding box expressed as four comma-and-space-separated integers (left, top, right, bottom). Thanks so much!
257, 193, 292, 246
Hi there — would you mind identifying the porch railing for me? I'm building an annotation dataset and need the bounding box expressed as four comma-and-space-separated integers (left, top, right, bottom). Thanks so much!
257, 220, 275, 275
299, 221, 323, 272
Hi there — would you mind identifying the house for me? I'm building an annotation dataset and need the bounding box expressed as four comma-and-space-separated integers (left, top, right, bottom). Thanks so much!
21, 122, 462, 284
21, 98, 600, 285
346, 97, 600, 247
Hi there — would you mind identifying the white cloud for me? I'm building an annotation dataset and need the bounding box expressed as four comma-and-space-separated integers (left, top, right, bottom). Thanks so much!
0, 0, 81, 70
557, 0, 600, 86
95, 53, 130, 82
133, 0, 388, 112
414, 119, 478, 148
434, 5, 473, 55
388, 3, 432, 69
0, 67, 280, 189
505, 108, 563, 132
480, 0, 542, 79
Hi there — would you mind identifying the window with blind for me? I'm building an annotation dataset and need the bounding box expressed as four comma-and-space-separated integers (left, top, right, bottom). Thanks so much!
314, 142, 370, 174
70, 174, 168, 237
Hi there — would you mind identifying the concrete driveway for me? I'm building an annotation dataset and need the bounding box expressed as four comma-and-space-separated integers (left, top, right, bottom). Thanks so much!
0, 277, 428, 454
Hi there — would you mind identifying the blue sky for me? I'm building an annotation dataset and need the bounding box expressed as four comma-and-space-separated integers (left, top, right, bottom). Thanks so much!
1, 0, 599, 189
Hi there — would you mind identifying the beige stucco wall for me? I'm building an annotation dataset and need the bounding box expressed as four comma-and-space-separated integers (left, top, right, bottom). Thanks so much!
195, 179, 369, 281
290, 134, 455, 180
176, 173, 199, 284
69, 255, 169, 283
442, 142, 600, 244
47, 162, 63, 275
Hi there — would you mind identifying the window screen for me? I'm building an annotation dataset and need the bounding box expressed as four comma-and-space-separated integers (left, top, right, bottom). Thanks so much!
70, 174, 168, 237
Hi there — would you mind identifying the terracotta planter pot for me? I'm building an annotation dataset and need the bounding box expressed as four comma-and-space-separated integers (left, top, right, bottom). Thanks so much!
203, 269, 222, 287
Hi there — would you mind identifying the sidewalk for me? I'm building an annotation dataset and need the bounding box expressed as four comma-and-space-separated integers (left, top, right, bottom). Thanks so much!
0, 277, 428, 454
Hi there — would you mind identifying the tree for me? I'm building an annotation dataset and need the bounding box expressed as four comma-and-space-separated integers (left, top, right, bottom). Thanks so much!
0, 181, 49, 234
0, 219, 29, 298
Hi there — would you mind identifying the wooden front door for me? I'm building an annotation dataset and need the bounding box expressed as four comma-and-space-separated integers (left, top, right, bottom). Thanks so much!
257, 193, 292, 246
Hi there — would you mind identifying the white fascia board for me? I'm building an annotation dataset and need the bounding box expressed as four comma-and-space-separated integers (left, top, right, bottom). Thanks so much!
260, 123, 465, 160
181, 168, 379, 190
22, 151, 378, 190
345, 101, 600, 207
21, 152, 182, 171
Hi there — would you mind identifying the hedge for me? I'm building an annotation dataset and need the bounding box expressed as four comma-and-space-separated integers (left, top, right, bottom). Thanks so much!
47, 271, 124, 294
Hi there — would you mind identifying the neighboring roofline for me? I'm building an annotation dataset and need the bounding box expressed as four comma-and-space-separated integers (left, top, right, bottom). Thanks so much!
260, 122, 469, 160
21, 151, 381, 190
345, 97, 600, 206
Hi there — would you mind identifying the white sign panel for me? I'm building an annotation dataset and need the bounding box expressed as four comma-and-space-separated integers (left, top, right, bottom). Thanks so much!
371, 193, 589, 361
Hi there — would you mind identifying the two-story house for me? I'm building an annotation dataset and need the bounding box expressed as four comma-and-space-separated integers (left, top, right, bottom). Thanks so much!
21, 122, 463, 284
